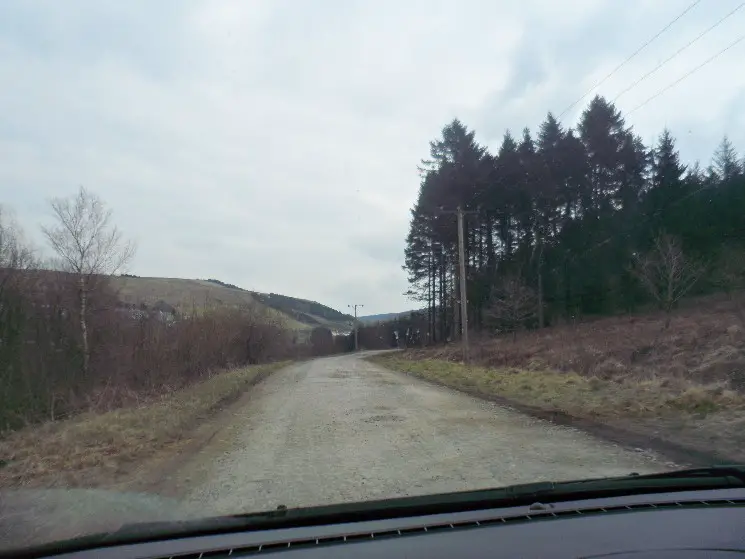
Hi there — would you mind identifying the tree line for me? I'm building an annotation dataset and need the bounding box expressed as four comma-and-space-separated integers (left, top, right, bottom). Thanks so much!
404, 95, 745, 341
0, 188, 338, 432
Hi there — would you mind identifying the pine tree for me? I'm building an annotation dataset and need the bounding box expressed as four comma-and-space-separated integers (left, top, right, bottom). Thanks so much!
642, 129, 688, 244
710, 135, 742, 182
493, 131, 521, 259
578, 96, 631, 214
402, 96, 744, 339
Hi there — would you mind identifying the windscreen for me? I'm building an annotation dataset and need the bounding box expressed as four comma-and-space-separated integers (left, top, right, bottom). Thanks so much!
1, 0, 744, 552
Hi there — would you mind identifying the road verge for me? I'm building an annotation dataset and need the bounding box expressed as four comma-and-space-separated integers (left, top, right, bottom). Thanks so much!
0, 362, 289, 489
368, 354, 745, 467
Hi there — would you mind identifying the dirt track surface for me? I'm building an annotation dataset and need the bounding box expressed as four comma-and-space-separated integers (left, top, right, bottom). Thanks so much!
173, 352, 674, 515
1, 353, 677, 549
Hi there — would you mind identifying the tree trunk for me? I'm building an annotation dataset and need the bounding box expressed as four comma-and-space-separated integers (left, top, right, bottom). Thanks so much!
478, 223, 485, 269
430, 252, 436, 343
486, 217, 494, 269
537, 240, 544, 328
79, 275, 90, 376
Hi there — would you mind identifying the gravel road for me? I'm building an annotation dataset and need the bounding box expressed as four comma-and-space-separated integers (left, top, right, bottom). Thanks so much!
0, 352, 679, 550
176, 352, 673, 516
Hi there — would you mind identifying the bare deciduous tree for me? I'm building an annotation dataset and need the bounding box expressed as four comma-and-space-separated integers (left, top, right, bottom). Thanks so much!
0, 205, 36, 270
0, 206, 37, 307
485, 273, 537, 341
630, 233, 704, 328
42, 187, 136, 374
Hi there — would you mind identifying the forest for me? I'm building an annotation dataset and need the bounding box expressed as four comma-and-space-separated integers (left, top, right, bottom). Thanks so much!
403, 95, 745, 342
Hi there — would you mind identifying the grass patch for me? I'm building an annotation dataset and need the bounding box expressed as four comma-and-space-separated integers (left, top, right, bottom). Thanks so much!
0, 362, 289, 488
370, 354, 745, 463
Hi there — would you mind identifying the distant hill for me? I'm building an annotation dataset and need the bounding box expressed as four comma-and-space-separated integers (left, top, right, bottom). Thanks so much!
110, 276, 353, 333
358, 310, 418, 324
251, 292, 354, 332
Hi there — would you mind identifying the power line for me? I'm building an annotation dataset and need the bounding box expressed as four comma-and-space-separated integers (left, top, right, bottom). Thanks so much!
504, 7, 742, 244
628, 32, 745, 115
613, 2, 745, 103
558, 0, 701, 119
414, 2, 733, 309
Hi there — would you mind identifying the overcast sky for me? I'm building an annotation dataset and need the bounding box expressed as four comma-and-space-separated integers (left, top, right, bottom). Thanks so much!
1, 0, 744, 315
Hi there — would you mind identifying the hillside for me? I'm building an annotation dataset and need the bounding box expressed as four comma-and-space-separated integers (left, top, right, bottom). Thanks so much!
251, 292, 354, 333
110, 276, 352, 332
358, 310, 417, 324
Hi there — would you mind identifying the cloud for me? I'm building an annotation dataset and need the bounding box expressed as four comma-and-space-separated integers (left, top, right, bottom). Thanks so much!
1, 0, 744, 314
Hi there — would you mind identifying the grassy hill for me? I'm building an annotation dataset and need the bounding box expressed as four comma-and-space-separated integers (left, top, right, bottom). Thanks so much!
252, 292, 354, 333
110, 276, 352, 333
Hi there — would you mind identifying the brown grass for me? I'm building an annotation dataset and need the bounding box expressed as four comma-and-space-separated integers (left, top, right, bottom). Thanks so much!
370, 292, 745, 463
419, 292, 745, 388
0, 362, 288, 489
112, 276, 257, 311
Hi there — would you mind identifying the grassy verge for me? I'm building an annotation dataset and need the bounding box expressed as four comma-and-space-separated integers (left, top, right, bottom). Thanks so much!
370, 354, 745, 464
0, 362, 289, 489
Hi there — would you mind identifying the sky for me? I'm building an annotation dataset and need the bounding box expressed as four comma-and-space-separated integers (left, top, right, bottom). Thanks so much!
1, 0, 744, 315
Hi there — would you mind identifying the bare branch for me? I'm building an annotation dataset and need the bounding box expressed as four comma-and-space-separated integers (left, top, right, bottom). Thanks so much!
485, 273, 537, 340
0, 205, 37, 270
630, 233, 703, 327
42, 186, 135, 278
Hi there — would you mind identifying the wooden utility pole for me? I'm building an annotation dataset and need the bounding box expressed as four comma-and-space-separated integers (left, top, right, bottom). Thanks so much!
456, 206, 470, 364
433, 206, 474, 364
429, 245, 435, 343
348, 304, 364, 351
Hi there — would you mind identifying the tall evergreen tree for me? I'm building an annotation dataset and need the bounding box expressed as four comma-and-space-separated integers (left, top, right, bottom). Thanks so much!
578, 96, 631, 214
643, 129, 688, 243
404, 95, 744, 338
710, 135, 742, 182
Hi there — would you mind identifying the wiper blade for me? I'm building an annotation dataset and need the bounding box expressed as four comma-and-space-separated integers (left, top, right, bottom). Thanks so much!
498, 465, 745, 500
619, 465, 745, 484
11, 466, 745, 559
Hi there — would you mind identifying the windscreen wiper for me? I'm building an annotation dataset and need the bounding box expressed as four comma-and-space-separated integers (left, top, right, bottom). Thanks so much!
170, 465, 745, 530
496, 464, 745, 500
10, 465, 745, 559
625, 465, 745, 483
